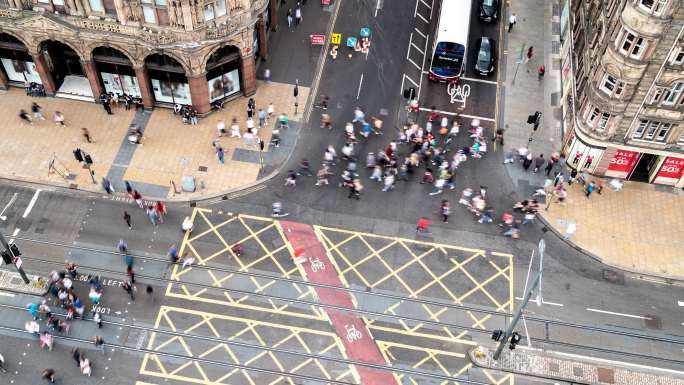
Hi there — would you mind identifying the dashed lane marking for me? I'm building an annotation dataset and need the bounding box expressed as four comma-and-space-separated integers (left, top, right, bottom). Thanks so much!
22, 189, 41, 218
586, 308, 652, 320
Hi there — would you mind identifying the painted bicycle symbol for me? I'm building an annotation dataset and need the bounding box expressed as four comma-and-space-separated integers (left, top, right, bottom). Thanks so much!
447, 82, 471, 109
345, 324, 363, 342
310, 257, 325, 272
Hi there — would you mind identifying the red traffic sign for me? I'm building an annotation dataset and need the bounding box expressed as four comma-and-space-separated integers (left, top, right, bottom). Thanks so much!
310, 35, 326, 45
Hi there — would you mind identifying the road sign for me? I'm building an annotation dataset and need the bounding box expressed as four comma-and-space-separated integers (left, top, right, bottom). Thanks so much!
310, 34, 325, 45
346, 36, 357, 48
331, 33, 342, 45
360, 27, 370, 37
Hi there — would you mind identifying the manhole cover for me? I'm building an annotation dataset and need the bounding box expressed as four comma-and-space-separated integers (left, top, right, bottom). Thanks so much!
597, 367, 615, 384
644, 315, 662, 330
572, 365, 583, 378
198, 166, 208, 172
548, 362, 560, 373
602, 269, 624, 285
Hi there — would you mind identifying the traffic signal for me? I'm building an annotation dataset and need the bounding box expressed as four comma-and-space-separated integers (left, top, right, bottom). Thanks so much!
509, 332, 521, 349
9, 243, 21, 256
491, 329, 504, 341
84, 154, 93, 165
1, 250, 12, 264
73, 148, 84, 162
533, 111, 542, 131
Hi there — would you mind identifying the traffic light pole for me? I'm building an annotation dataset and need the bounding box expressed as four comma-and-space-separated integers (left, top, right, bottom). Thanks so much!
493, 271, 541, 360
0, 233, 29, 284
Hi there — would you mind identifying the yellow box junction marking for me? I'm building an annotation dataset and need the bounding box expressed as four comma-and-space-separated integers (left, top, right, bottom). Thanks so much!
140, 305, 356, 385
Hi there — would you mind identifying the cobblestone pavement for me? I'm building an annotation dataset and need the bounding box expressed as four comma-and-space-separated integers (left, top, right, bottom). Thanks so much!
470, 345, 684, 385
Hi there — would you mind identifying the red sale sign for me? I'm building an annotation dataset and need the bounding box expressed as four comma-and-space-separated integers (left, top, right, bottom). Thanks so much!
607, 149, 639, 174
310, 35, 326, 45
656, 156, 684, 180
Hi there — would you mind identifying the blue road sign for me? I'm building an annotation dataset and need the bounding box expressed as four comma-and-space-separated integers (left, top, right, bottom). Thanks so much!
346, 36, 357, 48
360, 27, 370, 37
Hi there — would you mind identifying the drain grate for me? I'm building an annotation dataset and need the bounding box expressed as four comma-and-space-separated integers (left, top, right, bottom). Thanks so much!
552, 3, 560, 17
644, 315, 662, 330
602, 269, 625, 285
552, 22, 560, 35
198, 166, 208, 172
552, 41, 560, 55
548, 362, 560, 373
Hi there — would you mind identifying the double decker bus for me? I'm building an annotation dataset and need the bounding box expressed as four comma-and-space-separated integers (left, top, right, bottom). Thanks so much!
428, 0, 472, 82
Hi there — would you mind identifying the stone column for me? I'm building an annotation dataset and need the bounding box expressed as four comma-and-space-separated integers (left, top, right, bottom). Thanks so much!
83, 60, 104, 100
134, 66, 155, 109
32, 52, 56, 96
269, 0, 278, 32
257, 16, 268, 61
0, 67, 8, 90
240, 54, 256, 97
187, 74, 210, 114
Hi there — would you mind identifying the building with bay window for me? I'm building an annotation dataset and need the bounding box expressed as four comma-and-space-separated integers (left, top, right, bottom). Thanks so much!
558, 0, 684, 187
0, 0, 278, 113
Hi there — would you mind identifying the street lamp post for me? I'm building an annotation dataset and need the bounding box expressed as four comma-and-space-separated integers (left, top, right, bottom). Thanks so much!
493, 271, 541, 360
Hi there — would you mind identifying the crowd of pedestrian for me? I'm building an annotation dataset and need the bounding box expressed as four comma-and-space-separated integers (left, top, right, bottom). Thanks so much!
24, 261, 108, 383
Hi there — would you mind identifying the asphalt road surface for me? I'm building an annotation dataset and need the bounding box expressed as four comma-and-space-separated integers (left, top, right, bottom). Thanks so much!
0, 1, 682, 385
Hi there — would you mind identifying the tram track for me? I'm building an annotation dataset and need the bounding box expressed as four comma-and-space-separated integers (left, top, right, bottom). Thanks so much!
5, 251, 684, 369
10, 233, 684, 348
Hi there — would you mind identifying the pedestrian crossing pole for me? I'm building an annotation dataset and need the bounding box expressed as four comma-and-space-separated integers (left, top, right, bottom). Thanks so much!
0, 233, 29, 284
493, 271, 541, 360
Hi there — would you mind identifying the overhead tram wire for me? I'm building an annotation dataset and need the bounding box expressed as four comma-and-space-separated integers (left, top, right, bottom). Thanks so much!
5, 255, 684, 367
9, 234, 684, 347
0, 303, 494, 385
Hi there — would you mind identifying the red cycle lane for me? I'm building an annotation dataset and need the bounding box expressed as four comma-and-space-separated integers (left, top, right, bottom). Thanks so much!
280, 221, 399, 385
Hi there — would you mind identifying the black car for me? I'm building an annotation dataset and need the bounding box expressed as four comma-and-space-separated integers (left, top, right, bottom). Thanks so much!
479, 0, 499, 22
474, 37, 496, 76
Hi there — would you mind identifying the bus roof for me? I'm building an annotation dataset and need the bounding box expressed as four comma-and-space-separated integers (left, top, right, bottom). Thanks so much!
434, 0, 472, 46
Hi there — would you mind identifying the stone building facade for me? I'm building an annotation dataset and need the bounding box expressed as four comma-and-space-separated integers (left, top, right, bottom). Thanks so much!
559, 0, 684, 186
0, 0, 278, 113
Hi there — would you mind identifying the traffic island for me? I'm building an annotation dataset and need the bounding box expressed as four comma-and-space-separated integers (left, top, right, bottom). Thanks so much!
469, 346, 684, 385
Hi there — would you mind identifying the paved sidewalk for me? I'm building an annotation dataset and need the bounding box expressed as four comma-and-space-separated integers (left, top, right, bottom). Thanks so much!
540, 179, 684, 279
470, 346, 684, 385
0, 82, 309, 201
500, 0, 684, 280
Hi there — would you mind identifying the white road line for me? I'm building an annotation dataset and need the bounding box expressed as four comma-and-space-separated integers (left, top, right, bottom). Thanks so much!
406, 32, 413, 59
461, 76, 499, 85
374, 0, 381, 17
416, 12, 429, 24
408, 57, 422, 71
413, 0, 419, 17
678, 301, 684, 306
411, 42, 425, 55
419, 0, 431, 9
586, 308, 651, 320
356, 73, 364, 100
0, 292, 15, 297
418, 108, 495, 122
515, 297, 564, 307
403, 74, 419, 88
416, 31, 430, 100
428, 0, 434, 20
22, 189, 41, 218
0, 193, 17, 220
413, 27, 427, 39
